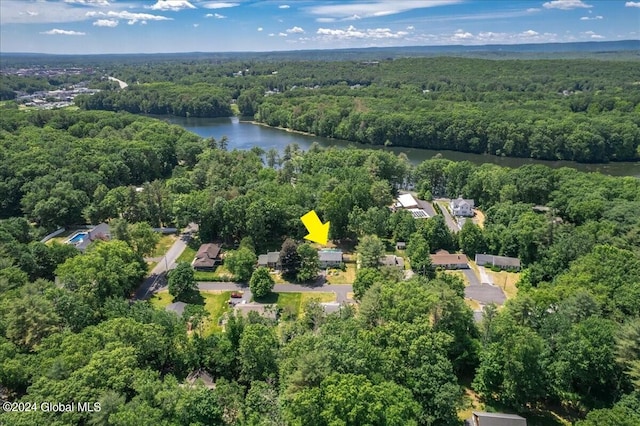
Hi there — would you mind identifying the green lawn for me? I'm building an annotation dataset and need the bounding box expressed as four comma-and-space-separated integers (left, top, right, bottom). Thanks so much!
149, 290, 231, 334
152, 234, 178, 257
177, 246, 196, 264
324, 263, 356, 284
194, 265, 234, 281
253, 291, 336, 319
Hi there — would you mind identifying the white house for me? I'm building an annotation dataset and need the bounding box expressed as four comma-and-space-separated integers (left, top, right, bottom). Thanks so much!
450, 197, 475, 217
319, 250, 343, 268
397, 193, 419, 209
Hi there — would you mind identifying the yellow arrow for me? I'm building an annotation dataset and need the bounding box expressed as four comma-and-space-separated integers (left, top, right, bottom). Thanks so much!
300, 210, 330, 245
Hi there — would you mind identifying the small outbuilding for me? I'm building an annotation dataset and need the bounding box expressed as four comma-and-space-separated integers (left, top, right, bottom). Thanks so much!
166, 301, 187, 317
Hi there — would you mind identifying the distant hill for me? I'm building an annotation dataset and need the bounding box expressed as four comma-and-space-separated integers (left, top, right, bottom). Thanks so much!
1, 40, 638, 66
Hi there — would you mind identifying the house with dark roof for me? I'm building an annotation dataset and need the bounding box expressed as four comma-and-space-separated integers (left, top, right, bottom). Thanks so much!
475, 254, 521, 271
468, 411, 527, 426
192, 243, 222, 271
450, 197, 475, 217
430, 250, 469, 269
318, 250, 343, 268
185, 369, 216, 390
71, 223, 111, 252
257, 251, 280, 269
380, 254, 405, 269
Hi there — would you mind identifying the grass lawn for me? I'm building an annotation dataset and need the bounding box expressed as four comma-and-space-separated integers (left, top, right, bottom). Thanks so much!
151, 234, 178, 258
324, 263, 356, 284
253, 292, 336, 318
176, 246, 196, 264
485, 270, 520, 299
149, 290, 231, 334
149, 290, 174, 309
45, 228, 81, 245
201, 291, 232, 334
194, 265, 235, 281
443, 270, 469, 285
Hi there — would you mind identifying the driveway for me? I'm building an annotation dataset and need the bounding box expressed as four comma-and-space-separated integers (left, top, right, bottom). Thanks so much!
463, 268, 506, 305
434, 198, 460, 233
133, 223, 197, 300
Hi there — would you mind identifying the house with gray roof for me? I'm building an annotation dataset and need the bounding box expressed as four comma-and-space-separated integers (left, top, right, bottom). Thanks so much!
71, 223, 111, 252
257, 251, 280, 269
318, 250, 343, 268
469, 411, 527, 426
380, 254, 405, 269
450, 197, 475, 217
475, 254, 521, 271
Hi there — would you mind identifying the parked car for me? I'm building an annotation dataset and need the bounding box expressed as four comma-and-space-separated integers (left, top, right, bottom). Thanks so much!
230, 291, 243, 298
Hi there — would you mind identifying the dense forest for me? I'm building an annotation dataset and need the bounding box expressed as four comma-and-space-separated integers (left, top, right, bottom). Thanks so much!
1, 107, 639, 425
63, 57, 640, 163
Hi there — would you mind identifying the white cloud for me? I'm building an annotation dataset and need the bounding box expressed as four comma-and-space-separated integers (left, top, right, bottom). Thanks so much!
278, 32, 288, 36
149, 1, 195, 11
286, 26, 304, 33
206, 12, 226, 18
279, 4, 290, 9
93, 18, 118, 27
308, 0, 463, 19
583, 30, 603, 38
580, 15, 603, 20
1, 0, 120, 24
86, 10, 172, 25
316, 25, 409, 40
64, 0, 110, 5
268, 33, 275, 36
453, 29, 473, 39
41, 28, 86, 35
316, 17, 336, 23
257, 27, 263, 31
193, 23, 199, 27
526, 8, 541, 12
521, 29, 539, 36
625, 1, 640, 7
543, 0, 592, 10
406, 25, 414, 30
201, 2, 239, 9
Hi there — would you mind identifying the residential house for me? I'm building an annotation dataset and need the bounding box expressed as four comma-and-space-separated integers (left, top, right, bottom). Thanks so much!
185, 369, 216, 390
380, 254, 405, 269
430, 250, 469, 269
396, 242, 406, 250
319, 250, 343, 268
192, 243, 222, 271
450, 197, 475, 217
257, 251, 280, 269
468, 411, 527, 426
73, 223, 111, 251
475, 254, 521, 271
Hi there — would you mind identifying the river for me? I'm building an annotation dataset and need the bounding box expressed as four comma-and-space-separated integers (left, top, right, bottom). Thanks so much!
161, 116, 640, 178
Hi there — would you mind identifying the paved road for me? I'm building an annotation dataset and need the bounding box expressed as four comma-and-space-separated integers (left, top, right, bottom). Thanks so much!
434, 198, 460, 232
133, 223, 197, 300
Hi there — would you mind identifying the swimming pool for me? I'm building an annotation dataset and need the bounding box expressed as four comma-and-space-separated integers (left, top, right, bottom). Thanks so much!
66, 232, 88, 245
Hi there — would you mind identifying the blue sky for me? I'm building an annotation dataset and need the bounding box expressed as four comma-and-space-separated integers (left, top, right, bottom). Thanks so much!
1, 0, 638, 54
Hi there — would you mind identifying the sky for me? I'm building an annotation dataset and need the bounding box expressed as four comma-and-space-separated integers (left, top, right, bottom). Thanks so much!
1, 0, 638, 54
